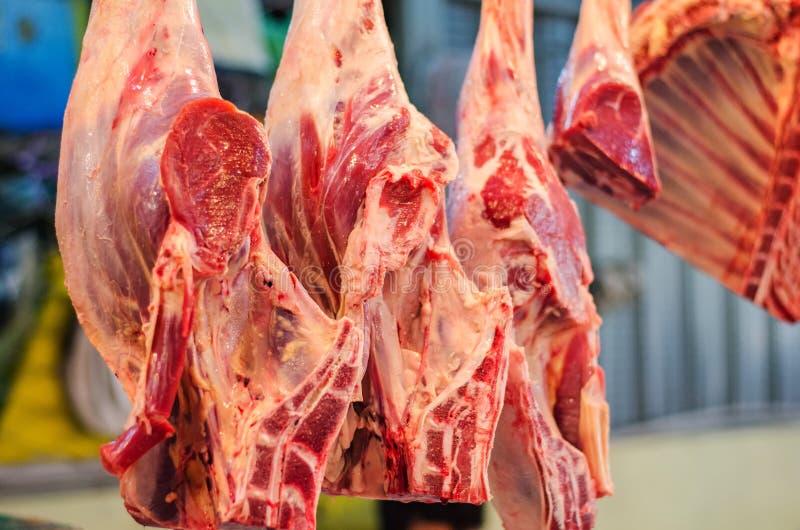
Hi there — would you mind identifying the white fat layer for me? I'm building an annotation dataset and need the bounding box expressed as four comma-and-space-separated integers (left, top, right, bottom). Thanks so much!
57, 0, 220, 396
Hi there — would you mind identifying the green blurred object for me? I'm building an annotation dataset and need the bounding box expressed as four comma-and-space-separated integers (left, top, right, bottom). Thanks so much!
69, 0, 89, 52
262, 10, 290, 76
0, 514, 75, 530
316, 495, 378, 530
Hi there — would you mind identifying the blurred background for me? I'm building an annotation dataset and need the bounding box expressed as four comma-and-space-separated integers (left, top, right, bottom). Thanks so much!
0, 1, 797, 529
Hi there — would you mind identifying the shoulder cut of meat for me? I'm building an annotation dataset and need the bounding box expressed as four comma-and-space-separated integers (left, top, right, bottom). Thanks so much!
263, 0, 514, 504
449, 0, 613, 528
550, 0, 660, 209
56, 1, 363, 529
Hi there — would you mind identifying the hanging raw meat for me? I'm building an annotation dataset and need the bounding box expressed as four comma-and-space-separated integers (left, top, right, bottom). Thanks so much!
263, 0, 513, 503
549, 0, 660, 209
448, 0, 613, 528
553, 0, 800, 322
56, 1, 362, 529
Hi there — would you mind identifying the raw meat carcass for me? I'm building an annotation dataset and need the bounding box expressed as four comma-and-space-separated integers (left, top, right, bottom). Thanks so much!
554, 0, 800, 322
550, 0, 660, 209
56, 1, 363, 529
448, 0, 613, 528
263, 0, 513, 503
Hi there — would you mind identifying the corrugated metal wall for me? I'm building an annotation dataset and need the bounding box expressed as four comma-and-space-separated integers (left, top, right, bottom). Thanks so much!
391, 0, 800, 428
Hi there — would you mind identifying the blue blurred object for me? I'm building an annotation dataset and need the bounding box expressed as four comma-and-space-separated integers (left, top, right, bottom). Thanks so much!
0, 0, 85, 131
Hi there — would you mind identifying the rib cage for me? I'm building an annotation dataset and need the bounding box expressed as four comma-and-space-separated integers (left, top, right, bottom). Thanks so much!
566, 0, 800, 321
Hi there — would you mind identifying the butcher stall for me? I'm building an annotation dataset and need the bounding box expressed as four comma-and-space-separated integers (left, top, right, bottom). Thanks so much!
0, 0, 798, 529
